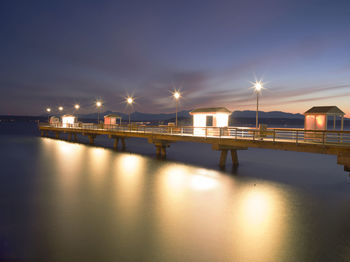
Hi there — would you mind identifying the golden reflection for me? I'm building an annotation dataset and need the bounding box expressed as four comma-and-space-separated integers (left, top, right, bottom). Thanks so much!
114, 153, 146, 220
232, 185, 288, 262
118, 154, 144, 175
40, 139, 85, 197
87, 147, 111, 189
158, 165, 220, 192
153, 164, 238, 260
54, 140, 85, 175
242, 189, 271, 224
190, 175, 218, 191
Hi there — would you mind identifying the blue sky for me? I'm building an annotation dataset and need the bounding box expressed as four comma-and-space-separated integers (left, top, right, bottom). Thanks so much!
1, 0, 350, 116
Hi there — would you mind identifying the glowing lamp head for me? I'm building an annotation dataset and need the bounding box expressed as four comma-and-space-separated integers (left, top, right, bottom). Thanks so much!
58, 106, 63, 111
96, 101, 102, 107
254, 81, 263, 92
127, 97, 134, 104
173, 91, 181, 100
75, 104, 80, 110
46, 108, 51, 113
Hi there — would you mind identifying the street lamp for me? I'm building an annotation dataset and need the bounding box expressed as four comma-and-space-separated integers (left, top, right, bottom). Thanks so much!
173, 91, 181, 126
126, 97, 134, 125
74, 104, 80, 110
96, 101, 102, 124
58, 106, 63, 115
253, 81, 263, 129
46, 108, 51, 123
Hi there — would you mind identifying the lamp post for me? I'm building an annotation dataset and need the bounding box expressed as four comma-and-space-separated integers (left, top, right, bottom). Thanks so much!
173, 91, 181, 126
254, 81, 263, 129
96, 101, 102, 124
126, 97, 134, 125
46, 108, 51, 123
74, 104, 80, 123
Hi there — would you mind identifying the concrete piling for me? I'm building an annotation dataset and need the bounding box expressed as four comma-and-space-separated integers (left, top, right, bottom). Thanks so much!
213, 144, 247, 168
219, 150, 228, 168
149, 139, 170, 160
121, 138, 126, 151
231, 149, 239, 167
88, 135, 95, 145
113, 138, 119, 150
160, 146, 167, 159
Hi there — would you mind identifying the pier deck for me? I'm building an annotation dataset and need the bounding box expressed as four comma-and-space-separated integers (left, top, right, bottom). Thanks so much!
39, 123, 350, 173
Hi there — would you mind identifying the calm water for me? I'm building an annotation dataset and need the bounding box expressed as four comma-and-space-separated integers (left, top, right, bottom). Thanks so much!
0, 122, 350, 261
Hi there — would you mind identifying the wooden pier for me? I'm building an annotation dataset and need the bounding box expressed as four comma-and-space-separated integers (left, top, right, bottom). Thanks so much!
39, 123, 350, 173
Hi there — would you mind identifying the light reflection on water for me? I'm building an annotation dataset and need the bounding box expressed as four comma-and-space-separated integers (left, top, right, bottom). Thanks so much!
0, 136, 349, 261
231, 186, 289, 262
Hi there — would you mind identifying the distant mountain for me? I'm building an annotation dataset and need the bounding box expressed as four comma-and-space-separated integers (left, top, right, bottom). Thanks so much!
232, 110, 304, 119
77, 110, 191, 121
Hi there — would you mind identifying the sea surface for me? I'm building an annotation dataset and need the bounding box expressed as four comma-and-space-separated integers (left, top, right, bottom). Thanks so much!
0, 122, 349, 261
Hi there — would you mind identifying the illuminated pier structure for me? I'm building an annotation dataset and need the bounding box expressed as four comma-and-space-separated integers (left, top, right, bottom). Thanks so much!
38, 123, 350, 173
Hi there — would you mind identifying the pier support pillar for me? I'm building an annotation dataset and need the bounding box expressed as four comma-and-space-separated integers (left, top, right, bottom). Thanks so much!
121, 138, 126, 151
337, 152, 350, 174
88, 135, 96, 145
73, 133, 77, 142
68, 133, 72, 141
41, 131, 44, 137
55, 132, 60, 139
219, 150, 228, 168
212, 144, 247, 168
109, 135, 126, 150
148, 139, 171, 160
160, 146, 167, 159
156, 146, 161, 158
113, 138, 120, 150
231, 149, 239, 167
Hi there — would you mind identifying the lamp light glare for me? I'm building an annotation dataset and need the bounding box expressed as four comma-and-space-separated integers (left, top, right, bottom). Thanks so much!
46, 108, 51, 113
75, 104, 80, 110
127, 97, 134, 104
58, 106, 63, 111
174, 91, 181, 100
96, 101, 102, 107
255, 82, 263, 92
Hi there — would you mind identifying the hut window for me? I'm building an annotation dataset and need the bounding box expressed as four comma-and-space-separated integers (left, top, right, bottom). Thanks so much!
206, 115, 213, 126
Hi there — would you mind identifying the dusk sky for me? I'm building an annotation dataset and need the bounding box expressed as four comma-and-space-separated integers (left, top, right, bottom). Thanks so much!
1, 0, 350, 116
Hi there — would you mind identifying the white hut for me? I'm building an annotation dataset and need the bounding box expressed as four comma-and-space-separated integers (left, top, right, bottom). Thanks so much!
104, 114, 122, 125
190, 107, 231, 135
304, 106, 345, 131
61, 114, 76, 128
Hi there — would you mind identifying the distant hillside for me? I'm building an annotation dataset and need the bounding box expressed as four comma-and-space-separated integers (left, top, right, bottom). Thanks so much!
232, 110, 304, 119
77, 110, 191, 121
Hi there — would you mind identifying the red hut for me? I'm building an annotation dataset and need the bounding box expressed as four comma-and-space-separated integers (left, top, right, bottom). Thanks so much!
104, 114, 122, 125
304, 106, 345, 131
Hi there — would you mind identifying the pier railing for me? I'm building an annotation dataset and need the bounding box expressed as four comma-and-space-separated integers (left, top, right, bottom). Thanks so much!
39, 123, 350, 146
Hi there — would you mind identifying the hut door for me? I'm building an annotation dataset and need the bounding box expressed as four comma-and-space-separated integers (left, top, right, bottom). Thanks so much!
206, 115, 213, 126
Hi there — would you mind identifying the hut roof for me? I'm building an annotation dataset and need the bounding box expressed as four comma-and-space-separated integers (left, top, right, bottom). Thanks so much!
104, 114, 121, 118
304, 106, 345, 115
61, 114, 75, 118
190, 107, 231, 114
